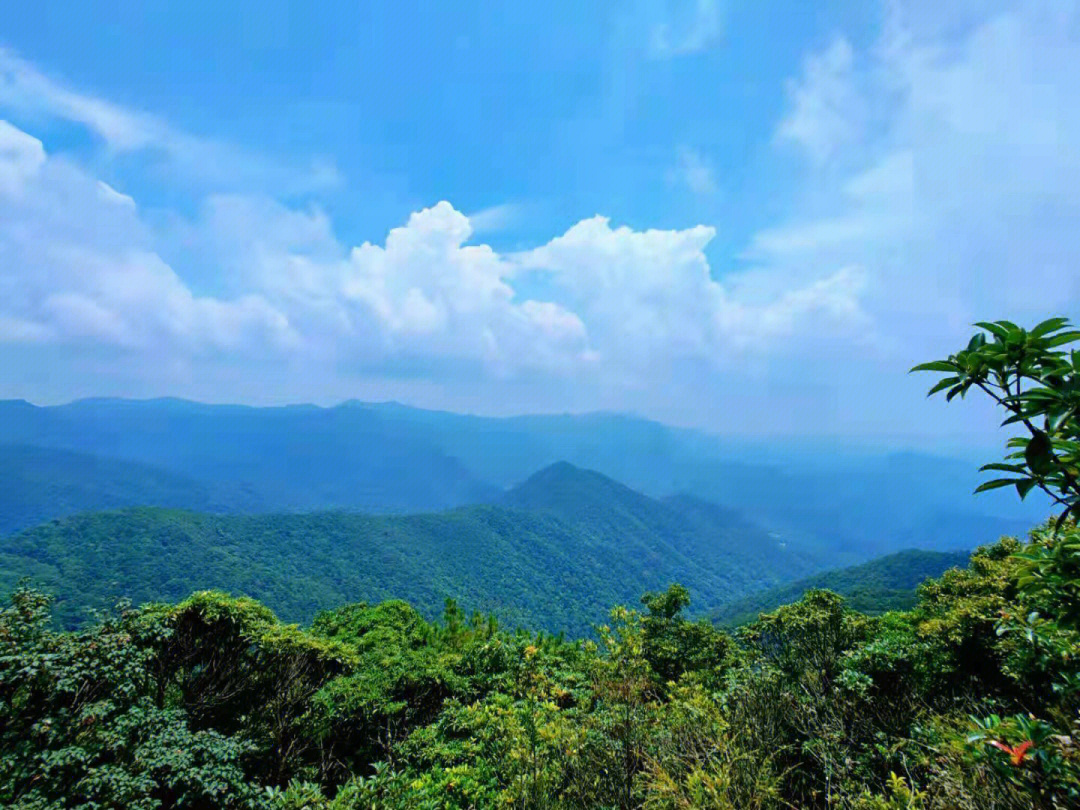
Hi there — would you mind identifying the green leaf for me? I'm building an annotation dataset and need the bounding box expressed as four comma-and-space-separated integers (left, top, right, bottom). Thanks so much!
974, 321, 1010, 340
910, 361, 958, 373
1016, 479, 1038, 500
1030, 317, 1071, 338
1048, 407, 1075, 433
927, 377, 961, 396
1025, 430, 1056, 476
974, 478, 1027, 493
979, 463, 1027, 473
1045, 331, 1080, 348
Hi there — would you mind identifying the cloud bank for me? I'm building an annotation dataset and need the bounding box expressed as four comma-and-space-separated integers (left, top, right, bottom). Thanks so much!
0, 119, 862, 390
2, 0, 1080, 440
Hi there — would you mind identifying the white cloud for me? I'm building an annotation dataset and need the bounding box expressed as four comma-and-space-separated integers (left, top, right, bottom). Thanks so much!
96, 180, 136, 208
0, 115, 868, 392
667, 146, 719, 195
466, 203, 523, 235
333, 202, 591, 373
761, 0, 1080, 362
649, 0, 724, 58
0, 48, 340, 192
775, 36, 864, 164
517, 216, 868, 369
0, 119, 45, 194
0, 120, 298, 355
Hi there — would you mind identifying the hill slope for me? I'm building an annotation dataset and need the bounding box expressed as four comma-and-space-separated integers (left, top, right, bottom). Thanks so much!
0, 398, 1045, 559
0, 444, 265, 536
0, 465, 819, 635
502, 462, 822, 586
709, 549, 972, 627
0, 399, 498, 515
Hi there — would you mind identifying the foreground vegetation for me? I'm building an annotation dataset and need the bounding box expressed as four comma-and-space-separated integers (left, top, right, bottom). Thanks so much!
2, 522, 1078, 809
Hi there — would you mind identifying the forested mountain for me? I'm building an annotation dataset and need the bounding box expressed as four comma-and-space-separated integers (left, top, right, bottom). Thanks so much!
710, 548, 972, 627
0, 464, 817, 635
0, 399, 498, 515
0, 444, 265, 536
502, 462, 825, 583
0, 398, 1042, 559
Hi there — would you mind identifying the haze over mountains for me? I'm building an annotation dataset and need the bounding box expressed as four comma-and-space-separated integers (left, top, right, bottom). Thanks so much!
0, 461, 818, 634
0, 397, 1043, 634
0, 397, 1042, 548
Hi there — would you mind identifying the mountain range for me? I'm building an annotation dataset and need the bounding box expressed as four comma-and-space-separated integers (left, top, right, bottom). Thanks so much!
0, 397, 1047, 636
0, 462, 820, 635
0, 398, 1044, 557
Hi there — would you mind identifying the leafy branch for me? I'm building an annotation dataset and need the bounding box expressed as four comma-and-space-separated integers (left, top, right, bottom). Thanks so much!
912, 317, 1080, 533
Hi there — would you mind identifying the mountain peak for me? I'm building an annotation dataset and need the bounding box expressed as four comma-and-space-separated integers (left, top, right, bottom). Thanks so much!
501, 461, 651, 517
514, 460, 627, 491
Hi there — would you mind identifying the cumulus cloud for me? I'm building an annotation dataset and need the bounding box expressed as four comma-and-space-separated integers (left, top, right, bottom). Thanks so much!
0, 122, 298, 355
517, 216, 868, 369
0, 128, 592, 377
0, 116, 868, 392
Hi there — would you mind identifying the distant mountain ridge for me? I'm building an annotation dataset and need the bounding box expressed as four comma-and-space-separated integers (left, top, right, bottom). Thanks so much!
0, 399, 498, 518
0, 397, 1047, 558
0, 464, 820, 635
0, 444, 266, 536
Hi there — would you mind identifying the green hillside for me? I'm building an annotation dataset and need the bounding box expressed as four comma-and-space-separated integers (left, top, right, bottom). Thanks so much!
0, 398, 1044, 557
710, 548, 972, 627
0, 399, 499, 515
0, 464, 818, 635
502, 462, 823, 584
0, 444, 264, 536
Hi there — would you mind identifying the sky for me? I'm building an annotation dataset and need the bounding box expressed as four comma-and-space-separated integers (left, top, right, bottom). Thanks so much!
1, 0, 1078, 446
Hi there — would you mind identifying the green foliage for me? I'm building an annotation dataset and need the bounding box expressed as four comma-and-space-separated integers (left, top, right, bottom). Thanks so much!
711, 549, 970, 627
913, 317, 1080, 808
0, 465, 817, 636
3, 518, 1080, 808
912, 317, 1080, 528
0, 587, 265, 809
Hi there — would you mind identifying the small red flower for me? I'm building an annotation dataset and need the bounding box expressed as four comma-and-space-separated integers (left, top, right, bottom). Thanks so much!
990, 739, 1033, 765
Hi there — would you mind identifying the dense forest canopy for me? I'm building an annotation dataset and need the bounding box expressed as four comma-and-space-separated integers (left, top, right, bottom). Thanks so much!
709, 548, 971, 627
0, 464, 819, 635
1, 317, 1079, 808
2, 523, 1077, 808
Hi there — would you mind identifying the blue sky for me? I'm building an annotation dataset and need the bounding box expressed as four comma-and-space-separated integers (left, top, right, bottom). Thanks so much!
1, 0, 1078, 446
